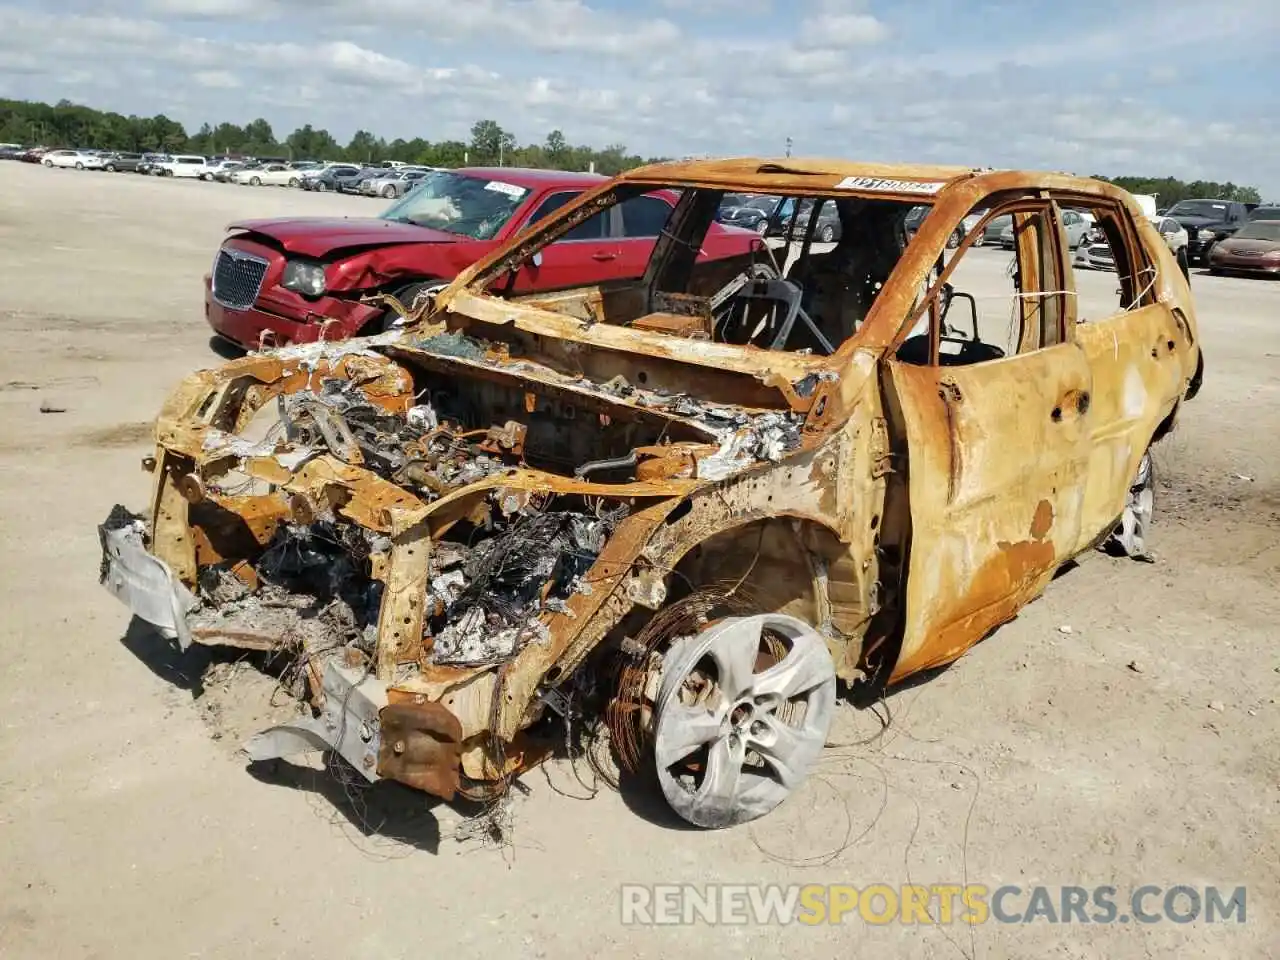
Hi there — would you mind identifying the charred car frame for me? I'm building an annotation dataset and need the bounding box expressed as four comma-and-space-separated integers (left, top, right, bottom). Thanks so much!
101, 158, 1203, 829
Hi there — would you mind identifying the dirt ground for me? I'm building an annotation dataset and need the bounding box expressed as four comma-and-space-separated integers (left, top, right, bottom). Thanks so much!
0, 161, 1277, 959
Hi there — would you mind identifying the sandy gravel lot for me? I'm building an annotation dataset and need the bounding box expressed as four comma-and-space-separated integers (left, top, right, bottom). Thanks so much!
0, 161, 1277, 959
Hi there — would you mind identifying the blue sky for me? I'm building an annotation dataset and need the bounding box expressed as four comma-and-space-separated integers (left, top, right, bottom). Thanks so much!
1, 0, 1277, 196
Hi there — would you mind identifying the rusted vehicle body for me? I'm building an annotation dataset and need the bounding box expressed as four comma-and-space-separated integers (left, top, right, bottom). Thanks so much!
101, 158, 1203, 829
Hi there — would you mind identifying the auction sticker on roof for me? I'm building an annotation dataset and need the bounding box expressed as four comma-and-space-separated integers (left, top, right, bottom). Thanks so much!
835, 177, 946, 195
484, 180, 527, 198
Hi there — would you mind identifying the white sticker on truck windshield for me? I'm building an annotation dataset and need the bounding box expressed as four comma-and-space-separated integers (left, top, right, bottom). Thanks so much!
484, 180, 526, 198
835, 176, 945, 195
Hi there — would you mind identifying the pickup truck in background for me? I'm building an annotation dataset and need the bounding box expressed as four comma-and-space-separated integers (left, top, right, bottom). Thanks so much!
1164, 198, 1257, 265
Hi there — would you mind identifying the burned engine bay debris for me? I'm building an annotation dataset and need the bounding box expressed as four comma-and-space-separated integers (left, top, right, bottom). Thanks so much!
99, 158, 1201, 828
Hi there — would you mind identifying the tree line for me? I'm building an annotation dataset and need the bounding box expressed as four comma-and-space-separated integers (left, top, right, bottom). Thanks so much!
1092, 175, 1263, 206
1, 98, 1268, 199
0, 98, 660, 175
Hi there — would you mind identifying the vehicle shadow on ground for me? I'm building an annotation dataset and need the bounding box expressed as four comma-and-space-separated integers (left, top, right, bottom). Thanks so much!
245, 756, 452, 854
614, 766, 705, 831
120, 616, 216, 695
207, 335, 245, 360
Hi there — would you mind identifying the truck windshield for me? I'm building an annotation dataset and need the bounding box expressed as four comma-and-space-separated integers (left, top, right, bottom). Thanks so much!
380, 172, 531, 239
1167, 200, 1229, 218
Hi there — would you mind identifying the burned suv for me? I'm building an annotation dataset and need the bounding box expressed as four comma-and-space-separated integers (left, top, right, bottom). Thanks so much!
102, 159, 1203, 829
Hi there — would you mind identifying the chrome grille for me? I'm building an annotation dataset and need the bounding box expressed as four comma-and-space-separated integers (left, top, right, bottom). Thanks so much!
211, 249, 268, 310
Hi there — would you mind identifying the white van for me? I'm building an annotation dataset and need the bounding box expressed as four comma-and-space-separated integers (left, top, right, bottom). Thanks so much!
154, 155, 210, 178
1132, 194, 1158, 219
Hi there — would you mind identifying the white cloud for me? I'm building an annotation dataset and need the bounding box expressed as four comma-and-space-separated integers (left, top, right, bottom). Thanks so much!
193, 69, 239, 89
799, 12, 889, 46
145, 0, 264, 17
1, 0, 1277, 197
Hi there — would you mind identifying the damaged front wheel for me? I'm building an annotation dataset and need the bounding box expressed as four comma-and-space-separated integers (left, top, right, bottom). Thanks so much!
653, 614, 835, 829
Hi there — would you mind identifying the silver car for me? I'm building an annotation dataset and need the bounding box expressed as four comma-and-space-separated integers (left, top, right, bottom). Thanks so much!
999, 209, 1091, 249
363, 168, 432, 199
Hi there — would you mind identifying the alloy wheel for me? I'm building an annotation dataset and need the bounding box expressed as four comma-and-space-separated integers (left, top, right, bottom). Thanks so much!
654, 614, 836, 829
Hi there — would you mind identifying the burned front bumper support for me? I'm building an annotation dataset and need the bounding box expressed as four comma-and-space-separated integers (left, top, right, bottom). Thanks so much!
99, 507, 465, 801
244, 661, 464, 800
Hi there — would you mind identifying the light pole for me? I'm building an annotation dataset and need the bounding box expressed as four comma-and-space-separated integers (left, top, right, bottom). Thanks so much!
785, 136, 792, 158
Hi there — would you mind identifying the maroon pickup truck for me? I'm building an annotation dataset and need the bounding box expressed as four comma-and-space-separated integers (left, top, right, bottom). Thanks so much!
205, 166, 761, 349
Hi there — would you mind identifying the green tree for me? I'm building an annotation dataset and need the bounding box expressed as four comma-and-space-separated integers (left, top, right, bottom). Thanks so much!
346, 129, 379, 163
545, 129, 568, 166
243, 117, 274, 145
470, 119, 515, 165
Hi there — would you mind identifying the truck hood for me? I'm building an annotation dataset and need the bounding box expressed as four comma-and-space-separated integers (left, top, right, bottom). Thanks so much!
228, 217, 460, 257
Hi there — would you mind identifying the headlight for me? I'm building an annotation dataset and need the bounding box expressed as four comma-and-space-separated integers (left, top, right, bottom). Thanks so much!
1199, 227, 1218, 240
281, 261, 326, 296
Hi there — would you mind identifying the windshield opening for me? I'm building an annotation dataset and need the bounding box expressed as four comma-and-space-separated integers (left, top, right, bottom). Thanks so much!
457, 183, 924, 359
1235, 221, 1280, 241
380, 171, 531, 239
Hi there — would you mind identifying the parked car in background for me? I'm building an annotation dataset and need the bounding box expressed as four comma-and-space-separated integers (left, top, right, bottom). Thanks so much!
18, 147, 50, 162
230, 163, 302, 187
101, 152, 144, 173
0, 143, 25, 160
303, 164, 363, 192
153, 155, 210, 178
135, 153, 166, 175
204, 166, 761, 349
342, 167, 392, 195
766, 197, 843, 242
1164, 198, 1256, 265
42, 149, 104, 170
1074, 215, 1176, 272
1207, 219, 1280, 276
1150, 216, 1189, 256
1247, 205, 1280, 221
363, 168, 433, 199
209, 162, 245, 182
200, 159, 240, 181
718, 195, 782, 233
994, 210, 1090, 251
907, 205, 966, 248
1059, 209, 1092, 248
979, 214, 1011, 245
